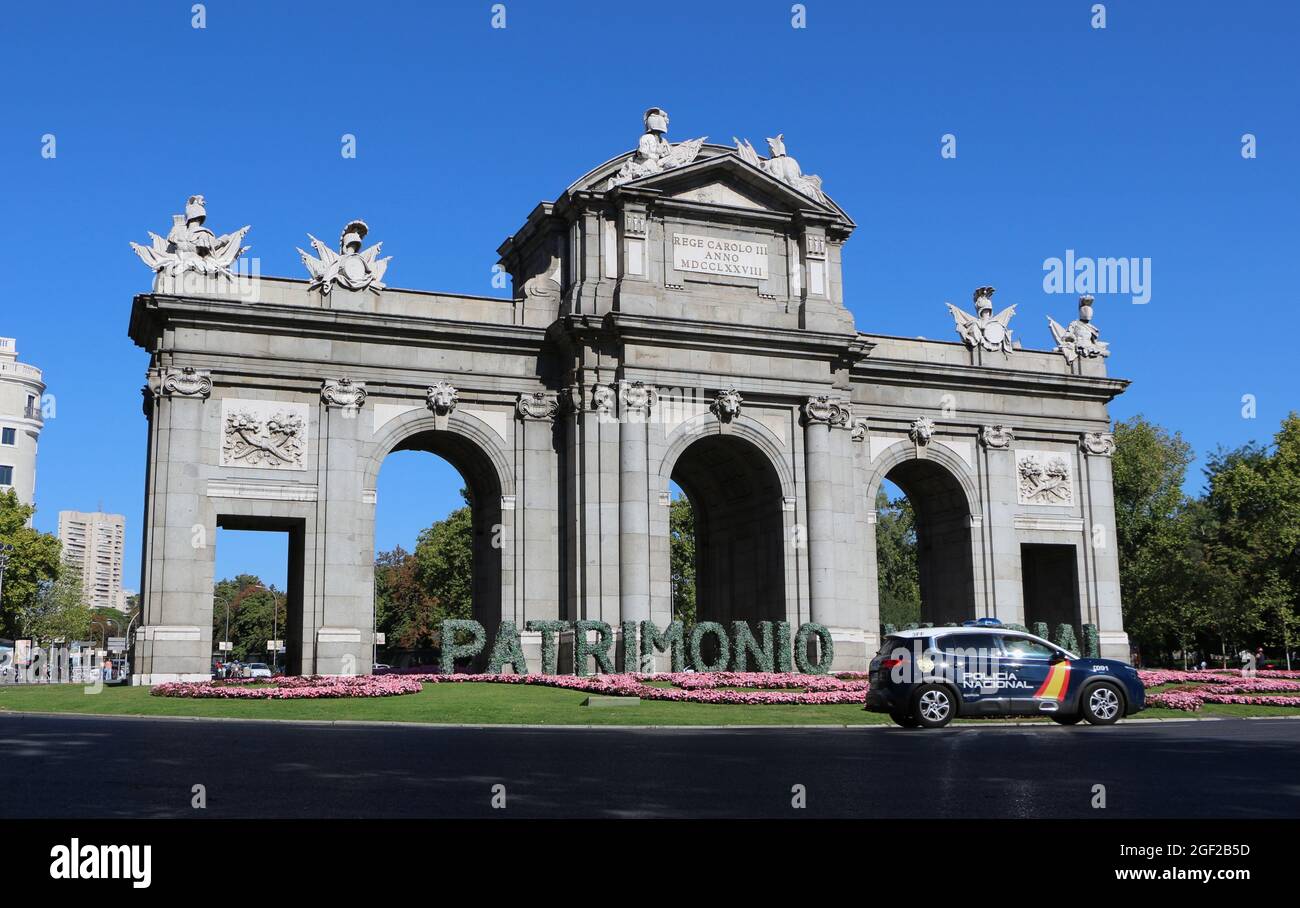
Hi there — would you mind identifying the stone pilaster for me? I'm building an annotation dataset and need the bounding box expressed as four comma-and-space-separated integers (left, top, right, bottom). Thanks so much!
801, 395, 850, 631
617, 381, 656, 625
316, 377, 371, 675
978, 424, 1024, 624
1079, 432, 1129, 660
133, 367, 215, 684
517, 392, 562, 630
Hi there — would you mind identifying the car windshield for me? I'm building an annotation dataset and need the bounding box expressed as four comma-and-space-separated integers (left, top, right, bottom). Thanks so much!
248, 663, 269, 670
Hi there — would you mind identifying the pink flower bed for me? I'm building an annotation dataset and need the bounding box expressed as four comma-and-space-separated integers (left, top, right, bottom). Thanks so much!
152, 675, 422, 699
392, 670, 871, 704
1140, 669, 1300, 711
1139, 669, 1300, 687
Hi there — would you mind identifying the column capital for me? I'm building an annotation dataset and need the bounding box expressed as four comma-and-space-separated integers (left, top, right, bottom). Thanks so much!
616, 380, 657, 417
149, 366, 212, 400
979, 424, 1014, 449
321, 377, 367, 409
1080, 431, 1116, 457
516, 390, 560, 421
802, 394, 851, 428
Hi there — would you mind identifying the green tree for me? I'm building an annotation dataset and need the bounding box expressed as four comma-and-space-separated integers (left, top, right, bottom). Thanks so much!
1201, 413, 1300, 667
23, 572, 91, 643
1111, 416, 1205, 661
875, 489, 920, 629
669, 495, 696, 625
0, 490, 63, 637
212, 575, 286, 663
375, 545, 442, 650
412, 490, 474, 622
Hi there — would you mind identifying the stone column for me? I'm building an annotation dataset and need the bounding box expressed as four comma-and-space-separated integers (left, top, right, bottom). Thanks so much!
617, 381, 656, 626
517, 392, 562, 669
1079, 432, 1129, 661
133, 367, 215, 684
802, 395, 850, 630
978, 425, 1024, 623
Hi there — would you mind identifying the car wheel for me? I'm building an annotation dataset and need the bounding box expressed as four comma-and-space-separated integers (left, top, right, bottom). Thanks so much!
912, 684, 956, 728
1081, 683, 1123, 725
890, 710, 920, 728
1050, 713, 1082, 725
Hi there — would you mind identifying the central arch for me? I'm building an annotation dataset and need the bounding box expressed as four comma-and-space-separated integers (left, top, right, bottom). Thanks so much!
668, 433, 787, 627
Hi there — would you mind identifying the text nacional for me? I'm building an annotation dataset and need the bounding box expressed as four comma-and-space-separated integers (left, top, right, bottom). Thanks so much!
672, 233, 770, 280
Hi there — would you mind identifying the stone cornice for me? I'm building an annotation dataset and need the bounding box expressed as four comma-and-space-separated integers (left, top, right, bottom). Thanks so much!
853, 356, 1129, 404
591, 312, 873, 365
130, 293, 546, 358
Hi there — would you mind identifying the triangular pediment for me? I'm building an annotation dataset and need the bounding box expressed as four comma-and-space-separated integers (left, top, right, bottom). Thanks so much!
622, 153, 854, 227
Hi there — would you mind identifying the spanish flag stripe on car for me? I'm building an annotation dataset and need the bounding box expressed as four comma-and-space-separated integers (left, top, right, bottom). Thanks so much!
1033, 662, 1071, 700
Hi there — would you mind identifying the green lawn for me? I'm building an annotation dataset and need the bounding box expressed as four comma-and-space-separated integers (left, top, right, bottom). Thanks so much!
1, 681, 1293, 726
0, 682, 890, 726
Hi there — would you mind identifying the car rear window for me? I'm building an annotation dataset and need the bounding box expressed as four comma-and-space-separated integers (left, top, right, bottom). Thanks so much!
876, 636, 914, 656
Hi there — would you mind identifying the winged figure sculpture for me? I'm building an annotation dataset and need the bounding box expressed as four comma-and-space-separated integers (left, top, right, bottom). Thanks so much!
130, 195, 250, 279
298, 220, 390, 295
946, 287, 1017, 357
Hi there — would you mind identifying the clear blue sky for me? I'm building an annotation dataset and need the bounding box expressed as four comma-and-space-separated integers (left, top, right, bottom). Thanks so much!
3, 0, 1296, 590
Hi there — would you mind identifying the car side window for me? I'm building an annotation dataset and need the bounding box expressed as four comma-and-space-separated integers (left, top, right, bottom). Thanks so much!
1001, 636, 1057, 660
938, 634, 1002, 657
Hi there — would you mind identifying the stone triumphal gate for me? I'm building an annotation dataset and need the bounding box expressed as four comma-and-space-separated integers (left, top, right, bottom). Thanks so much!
128, 109, 1130, 683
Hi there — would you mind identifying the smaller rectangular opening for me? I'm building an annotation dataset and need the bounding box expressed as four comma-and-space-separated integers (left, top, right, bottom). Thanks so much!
1021, 543, 1082, 644
214, 517, 305, 675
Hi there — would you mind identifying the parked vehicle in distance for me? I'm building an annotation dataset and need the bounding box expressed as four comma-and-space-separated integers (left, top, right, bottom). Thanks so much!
243, 663, 272, 679
372, 663, 391, 672
865, 620, 1145, 728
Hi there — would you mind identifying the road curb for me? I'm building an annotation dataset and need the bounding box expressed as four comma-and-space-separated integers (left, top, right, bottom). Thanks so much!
2, 708, 1295, 731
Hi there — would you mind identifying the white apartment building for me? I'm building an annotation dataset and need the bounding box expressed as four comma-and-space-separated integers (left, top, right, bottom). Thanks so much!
58, 511, 127, 611
0, 337, 45, 510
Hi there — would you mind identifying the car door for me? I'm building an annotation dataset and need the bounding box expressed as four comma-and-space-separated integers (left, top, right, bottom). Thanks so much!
938, 633, 1008, 714
999, 635, 1065, 714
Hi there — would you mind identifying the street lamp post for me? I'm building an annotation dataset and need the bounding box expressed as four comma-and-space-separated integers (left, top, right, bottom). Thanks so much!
0, 544, 11, 684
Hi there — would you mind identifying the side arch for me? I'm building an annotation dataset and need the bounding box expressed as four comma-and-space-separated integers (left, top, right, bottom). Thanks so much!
364, 406, 516, 497
864, 438, 986, 626
362, 405, 517, 658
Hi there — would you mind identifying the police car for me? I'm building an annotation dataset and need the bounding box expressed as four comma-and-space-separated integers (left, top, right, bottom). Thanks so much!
864, 619, 1144, 728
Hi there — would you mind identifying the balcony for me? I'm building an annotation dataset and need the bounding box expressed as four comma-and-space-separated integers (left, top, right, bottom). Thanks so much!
24, 405, 42, 420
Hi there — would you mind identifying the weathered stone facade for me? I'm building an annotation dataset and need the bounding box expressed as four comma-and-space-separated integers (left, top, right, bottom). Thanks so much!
129, 116, 1129, 682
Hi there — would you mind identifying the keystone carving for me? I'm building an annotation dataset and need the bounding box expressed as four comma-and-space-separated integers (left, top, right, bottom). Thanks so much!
909, 417, 936, 446
710, 389, 743, 423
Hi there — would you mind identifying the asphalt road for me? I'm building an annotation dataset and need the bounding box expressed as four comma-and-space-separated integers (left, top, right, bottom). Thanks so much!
1, 714, 1296, 818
